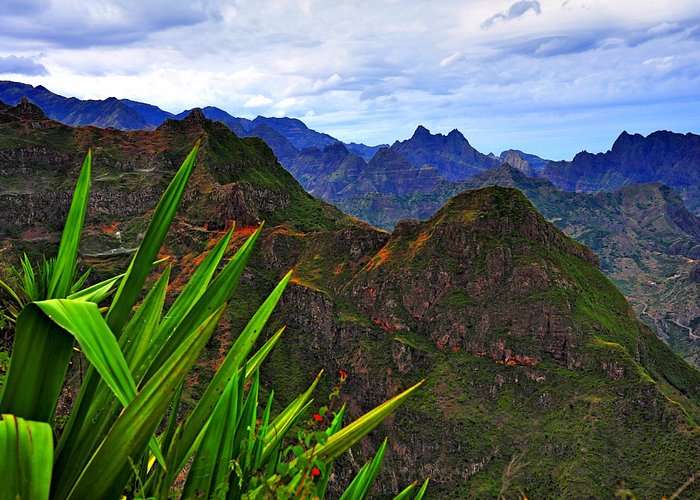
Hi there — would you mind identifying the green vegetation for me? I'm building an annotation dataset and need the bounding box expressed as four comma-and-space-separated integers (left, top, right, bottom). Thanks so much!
0, 145, 427, 499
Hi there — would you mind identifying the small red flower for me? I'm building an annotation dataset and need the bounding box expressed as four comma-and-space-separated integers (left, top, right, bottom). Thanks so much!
311, 467, 321, 477
338, 369, 348, 378
313, 413, 323, 422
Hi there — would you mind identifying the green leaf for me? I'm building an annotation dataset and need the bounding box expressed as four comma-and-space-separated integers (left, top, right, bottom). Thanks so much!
245, 326, 285, 379
155, 226, 234, 349
0, 414, 53, 500
339, 438, 388, 500
65, 304, 226, 500
170, 269, 292, 476
49, 150, 91, 300
261, 371, 322, 464
306, 380, 424, 464
144, 226, 263, 386
182, 370, 241, 500
0, 306, 74, 422
106, 142, 200, 335
67, 273, 124, 303
414, 478, 430, 500
31, 299, 166, 469
120, 267, 171, 376
392, 482, 417, 500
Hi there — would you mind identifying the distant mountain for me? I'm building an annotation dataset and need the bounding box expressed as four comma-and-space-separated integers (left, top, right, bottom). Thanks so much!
287, 142, 366, 198
541, 130, 700, 213
120, 99, 174, 126
0, 81, 153, 130
249, 116, 337, 151
499, 149, 550, 170
243, 123, 299, 166
344, 142, 386, 161
390, 125, 499, 181
0, 81, 384, 164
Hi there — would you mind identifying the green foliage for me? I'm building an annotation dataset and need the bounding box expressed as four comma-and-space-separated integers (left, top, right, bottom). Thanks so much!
0, 145, 426, 499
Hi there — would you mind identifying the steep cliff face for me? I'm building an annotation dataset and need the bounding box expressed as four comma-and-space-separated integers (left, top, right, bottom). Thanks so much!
2, 104, 700, 498
347, 187, 598, 365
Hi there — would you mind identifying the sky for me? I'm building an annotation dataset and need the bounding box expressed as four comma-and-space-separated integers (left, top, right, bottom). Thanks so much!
1, 0, 699, 160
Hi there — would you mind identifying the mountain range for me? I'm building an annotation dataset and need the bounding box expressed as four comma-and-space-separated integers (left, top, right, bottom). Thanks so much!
1, 99, 700, 497
2, 81, 700, 365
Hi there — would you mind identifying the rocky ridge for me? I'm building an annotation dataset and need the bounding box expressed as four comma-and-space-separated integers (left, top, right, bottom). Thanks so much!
0, 103, 699, 497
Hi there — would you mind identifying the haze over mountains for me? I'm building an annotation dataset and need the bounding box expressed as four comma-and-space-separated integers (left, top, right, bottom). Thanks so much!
2, 98, 700, 497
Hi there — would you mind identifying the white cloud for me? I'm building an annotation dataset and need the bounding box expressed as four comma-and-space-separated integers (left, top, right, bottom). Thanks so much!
1, 0, 700, 158
244, 95, 274, 108
439, 52, 463, 67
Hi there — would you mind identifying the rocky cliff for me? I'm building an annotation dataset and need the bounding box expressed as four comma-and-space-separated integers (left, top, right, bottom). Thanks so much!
1, 103, 700, 497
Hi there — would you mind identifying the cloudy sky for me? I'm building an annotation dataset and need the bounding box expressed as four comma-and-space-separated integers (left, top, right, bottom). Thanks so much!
1, 0, 699, 159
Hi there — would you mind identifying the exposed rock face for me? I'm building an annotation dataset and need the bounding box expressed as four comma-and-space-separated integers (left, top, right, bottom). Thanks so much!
209, 182, 290, 229
3, 103, 700, 499
502, 152, 535, 177
390, 125, 499, 181
348, 187, 597, 369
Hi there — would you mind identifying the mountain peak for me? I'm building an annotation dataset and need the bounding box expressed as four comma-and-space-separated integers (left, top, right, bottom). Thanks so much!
184, 108, 207, 123
411, 125, 432, 138
14, 96, 48, 120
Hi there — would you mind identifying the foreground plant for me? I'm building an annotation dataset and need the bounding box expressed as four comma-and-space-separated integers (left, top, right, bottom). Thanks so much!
0, 143, 426, 499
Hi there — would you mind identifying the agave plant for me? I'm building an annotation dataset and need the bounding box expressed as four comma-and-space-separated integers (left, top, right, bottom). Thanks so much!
0, 143, 426, 499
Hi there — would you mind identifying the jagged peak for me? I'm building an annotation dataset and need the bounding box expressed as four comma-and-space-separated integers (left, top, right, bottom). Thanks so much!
323, 141, 350, 154
157, 107, 211, 132
411, 125, 432, 138
611, 129, 644, 151
446, 128, 466, 140
13, 96, 48, 120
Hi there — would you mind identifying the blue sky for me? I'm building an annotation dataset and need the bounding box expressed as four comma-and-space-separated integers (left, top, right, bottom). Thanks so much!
1, 0, 699, 159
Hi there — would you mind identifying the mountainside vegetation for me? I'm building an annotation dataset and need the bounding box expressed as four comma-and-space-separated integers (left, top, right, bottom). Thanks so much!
1, 100, 700, 497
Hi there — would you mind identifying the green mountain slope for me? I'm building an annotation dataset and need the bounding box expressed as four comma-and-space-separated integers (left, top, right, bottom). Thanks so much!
1, 102, 699, 497
335, 165, 700, 368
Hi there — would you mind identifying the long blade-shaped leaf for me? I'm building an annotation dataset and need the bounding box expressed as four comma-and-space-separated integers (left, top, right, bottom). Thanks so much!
49, 150, 91, 299
245, 326, 285, 380
155, 226, 234, 347
0, 306, 73, 421
121, 267, 171, 375
261, 371, 322, 464
33, 300, 136, 405
67, 273, 124, 303
106, 142, 199, 335
305, 380, 424, 463
393, 482, 417, 500
65, 304, 226, 500
182, 369, 242, 500
144, 226, 263, 384
174, 270, 292, 473
0, 414, 53, 500
32, 299, 166, 468
414, 478, 430, 500
339, 438, 387, 500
